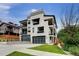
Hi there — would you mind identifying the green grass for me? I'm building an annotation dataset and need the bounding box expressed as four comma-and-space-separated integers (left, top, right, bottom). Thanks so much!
7, 51, 33, 56
30, 44, 65, 54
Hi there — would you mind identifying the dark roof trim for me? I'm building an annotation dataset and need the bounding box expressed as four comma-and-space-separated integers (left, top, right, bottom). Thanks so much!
44, 15, 55, 17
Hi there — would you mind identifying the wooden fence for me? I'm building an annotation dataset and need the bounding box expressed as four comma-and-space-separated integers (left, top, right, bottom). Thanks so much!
0, 35, 19, 42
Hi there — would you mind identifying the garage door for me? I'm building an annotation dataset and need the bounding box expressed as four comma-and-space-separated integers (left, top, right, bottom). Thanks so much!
22, 35, 31, 41
32, 36, 45, 44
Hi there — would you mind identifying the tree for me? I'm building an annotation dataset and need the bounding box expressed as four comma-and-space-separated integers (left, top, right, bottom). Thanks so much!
58, 4, 79, 55
60, 4, 79, 37
58, 4, 79, 47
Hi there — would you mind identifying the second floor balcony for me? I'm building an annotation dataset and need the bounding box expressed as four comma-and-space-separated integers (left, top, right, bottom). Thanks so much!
49, 27, 56, 35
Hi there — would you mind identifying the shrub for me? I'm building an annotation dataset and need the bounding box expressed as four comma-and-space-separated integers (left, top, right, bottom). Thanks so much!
62, 44, 73, 51
58, 27, 79, 55
68, 46, 79, 56
65, 37, 79, 46
58, 27, 79, 46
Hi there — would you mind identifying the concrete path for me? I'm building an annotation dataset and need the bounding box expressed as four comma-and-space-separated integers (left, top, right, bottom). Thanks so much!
16, 48, 68, 56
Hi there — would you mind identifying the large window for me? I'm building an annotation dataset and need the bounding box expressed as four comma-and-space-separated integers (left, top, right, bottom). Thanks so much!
32, 18, 40, 25
38, 26, 44, 33
22, 29, 27, 34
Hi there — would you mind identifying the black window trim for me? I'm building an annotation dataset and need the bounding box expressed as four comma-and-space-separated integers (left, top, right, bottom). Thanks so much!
32, 18, 40, 25
37, 26, 44, 33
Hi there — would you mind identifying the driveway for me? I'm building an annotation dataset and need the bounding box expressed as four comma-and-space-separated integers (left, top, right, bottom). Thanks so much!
0, 44, 42, 56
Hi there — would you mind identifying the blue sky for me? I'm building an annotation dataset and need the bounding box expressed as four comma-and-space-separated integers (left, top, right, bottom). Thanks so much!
0, 3, 79, 31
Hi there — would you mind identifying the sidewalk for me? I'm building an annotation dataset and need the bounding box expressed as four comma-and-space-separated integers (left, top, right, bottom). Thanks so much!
16, 48, 69, 56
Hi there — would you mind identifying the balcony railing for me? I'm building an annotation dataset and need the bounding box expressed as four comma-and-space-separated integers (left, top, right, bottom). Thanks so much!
49, 32, 55, 35
49, 25, 54, 27
49, 33, 54, 35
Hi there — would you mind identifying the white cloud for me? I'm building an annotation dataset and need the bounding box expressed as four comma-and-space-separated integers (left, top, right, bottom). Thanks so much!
31, 9, 37, 12
22, 8, 38, 17
27, 9, 38, 14
0, 4, 12, 22
0, 5, 10, 10
0, 4, 11, 15
0, 3, 19, 24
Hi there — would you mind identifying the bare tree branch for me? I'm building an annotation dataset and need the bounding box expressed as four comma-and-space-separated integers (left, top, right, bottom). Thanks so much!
61, 4, 79, 28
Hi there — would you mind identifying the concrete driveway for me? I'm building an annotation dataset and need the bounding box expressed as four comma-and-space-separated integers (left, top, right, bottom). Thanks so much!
0, 44, 42, 56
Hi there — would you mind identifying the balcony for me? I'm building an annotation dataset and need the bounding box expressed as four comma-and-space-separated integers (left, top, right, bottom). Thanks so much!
49, 32, 55, 35
20, 19, 27, 26
45, 18, 55, 28
32, 18, 40, 25
49, 27, 55, 35
49, 25, 54, 28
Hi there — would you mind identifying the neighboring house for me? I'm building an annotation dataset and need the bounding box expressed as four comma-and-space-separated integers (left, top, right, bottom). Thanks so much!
0, 21, 19, 35
0, 21, 20, 42
20, 10, 57, 44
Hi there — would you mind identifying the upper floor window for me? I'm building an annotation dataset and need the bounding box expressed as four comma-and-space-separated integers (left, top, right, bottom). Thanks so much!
37, 26, 44, 33
32, 18, 40, 25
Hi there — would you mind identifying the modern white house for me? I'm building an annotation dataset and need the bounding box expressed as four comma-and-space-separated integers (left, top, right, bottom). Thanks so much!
20, 10, 57, 44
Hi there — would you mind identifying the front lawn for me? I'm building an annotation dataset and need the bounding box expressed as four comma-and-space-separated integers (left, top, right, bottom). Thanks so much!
30, 44, 65, 54
7, 51, 33, 56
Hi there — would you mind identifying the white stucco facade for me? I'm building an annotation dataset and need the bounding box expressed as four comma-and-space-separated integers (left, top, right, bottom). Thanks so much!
20, 10, 57, 44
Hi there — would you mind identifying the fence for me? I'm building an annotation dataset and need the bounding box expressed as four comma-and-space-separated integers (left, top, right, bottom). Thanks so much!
0, 35, 19, 42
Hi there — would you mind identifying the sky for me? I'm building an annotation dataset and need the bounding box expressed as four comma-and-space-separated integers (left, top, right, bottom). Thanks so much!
0, 3, 79, 32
